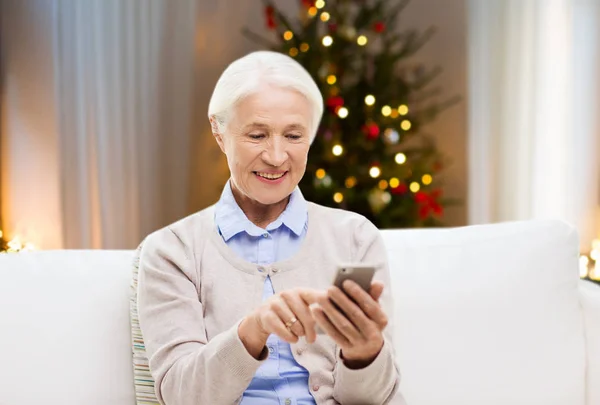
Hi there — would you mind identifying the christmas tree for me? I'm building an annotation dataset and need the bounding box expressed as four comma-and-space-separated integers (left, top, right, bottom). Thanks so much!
245, 0, 459, 228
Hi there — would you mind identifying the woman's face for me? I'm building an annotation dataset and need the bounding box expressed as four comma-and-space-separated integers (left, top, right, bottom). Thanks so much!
213, 85, 313, 207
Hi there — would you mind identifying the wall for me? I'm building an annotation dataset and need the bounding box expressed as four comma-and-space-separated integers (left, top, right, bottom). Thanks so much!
189, 0, 467, 227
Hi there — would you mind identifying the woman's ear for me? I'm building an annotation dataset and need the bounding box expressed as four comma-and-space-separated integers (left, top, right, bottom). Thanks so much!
209, 116, 226, 153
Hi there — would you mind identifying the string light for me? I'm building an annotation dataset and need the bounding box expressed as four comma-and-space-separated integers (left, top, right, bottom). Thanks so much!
333, 192, 344, 203
369, 166, 381, 178
322, 35, 333, 47
327, 75, 337, 85
337, 107, 349, 118
289, 47, 299, 57
308, 6, 318, 17
357, 35, 368, 46
345, 176, 357, 188
381, 105, 392, 117
283, 31, 294, 41
316, 168, 326, 179
395, 153, 407, 164
332, 144, 343, 156
401, 120, 412, 131
378, 180, 388, 190
315, 0, 326, 9
382, 192, 392, 204
390, 110, 399, 118
389, 177, 400, 188
0, 230, 35, 253
410, 182, 420, 193
300, 43, 310, 52
398, 104, 409, 115
364, 95, 375, 106
422, 174, 433, 185
320, 12, 330, 21
580, 255, 590, 278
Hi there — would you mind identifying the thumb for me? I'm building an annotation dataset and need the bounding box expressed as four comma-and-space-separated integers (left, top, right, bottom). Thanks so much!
369, 281, 384, 302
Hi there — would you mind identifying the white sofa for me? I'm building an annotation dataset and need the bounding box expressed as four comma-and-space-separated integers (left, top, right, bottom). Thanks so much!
0, 220, 599, 405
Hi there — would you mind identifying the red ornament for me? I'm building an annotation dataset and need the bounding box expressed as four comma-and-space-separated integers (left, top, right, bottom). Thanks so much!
265, 6, 276, 30
301, 0, 316, 8
328, 23, 338, 33
391, 183, 408, 195
361, 123, 380, 140
414, 189, 444, 220
373, 22, 385, 33
326, 96, 344, 109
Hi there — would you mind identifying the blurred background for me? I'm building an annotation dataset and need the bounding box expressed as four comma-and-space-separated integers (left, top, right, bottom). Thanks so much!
0, 0, 598, 278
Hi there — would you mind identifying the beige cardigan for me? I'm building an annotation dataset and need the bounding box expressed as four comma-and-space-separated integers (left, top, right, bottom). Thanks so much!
137, 202, 405, 405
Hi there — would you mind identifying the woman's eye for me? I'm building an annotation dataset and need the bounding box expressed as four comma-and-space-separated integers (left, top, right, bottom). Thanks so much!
286, 134, 302, 140
249, 133, 265, 139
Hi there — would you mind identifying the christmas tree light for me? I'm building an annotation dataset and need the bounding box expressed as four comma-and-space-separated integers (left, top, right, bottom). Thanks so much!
369, 166, 381, 178
395, 153, 406, 164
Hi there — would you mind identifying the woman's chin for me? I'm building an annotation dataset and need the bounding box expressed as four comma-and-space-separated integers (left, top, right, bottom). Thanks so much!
252, 192, 291, 206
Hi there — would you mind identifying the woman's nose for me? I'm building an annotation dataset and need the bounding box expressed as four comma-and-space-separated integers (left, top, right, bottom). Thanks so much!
263, 139, 288, 167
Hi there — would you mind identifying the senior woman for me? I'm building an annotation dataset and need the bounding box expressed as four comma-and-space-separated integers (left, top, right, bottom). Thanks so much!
137, 51, 405, 405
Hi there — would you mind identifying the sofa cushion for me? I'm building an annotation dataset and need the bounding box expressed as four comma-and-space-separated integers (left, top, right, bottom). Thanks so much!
130, 244, 160, 404
381, 220, 585, 405
0, 250, 136, 405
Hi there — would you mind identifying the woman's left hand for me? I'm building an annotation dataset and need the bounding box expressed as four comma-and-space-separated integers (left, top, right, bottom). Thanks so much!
311, 280, 388, 369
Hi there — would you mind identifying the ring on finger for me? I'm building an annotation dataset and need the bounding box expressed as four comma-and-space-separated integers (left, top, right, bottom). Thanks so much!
285, 317, 298, 330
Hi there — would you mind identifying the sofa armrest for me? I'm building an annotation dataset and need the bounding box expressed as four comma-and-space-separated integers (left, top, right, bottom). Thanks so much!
579, 280, 600, 405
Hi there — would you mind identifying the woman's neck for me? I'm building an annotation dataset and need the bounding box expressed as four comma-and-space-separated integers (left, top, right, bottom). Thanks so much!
230, 185, 289, 229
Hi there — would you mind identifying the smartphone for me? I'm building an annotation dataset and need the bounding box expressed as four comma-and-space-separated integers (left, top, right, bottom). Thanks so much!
333, 264, 376, 293
315, 264, 376, 334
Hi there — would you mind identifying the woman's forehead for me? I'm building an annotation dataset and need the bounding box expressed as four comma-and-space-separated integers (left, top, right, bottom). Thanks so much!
232, 90, 312, 125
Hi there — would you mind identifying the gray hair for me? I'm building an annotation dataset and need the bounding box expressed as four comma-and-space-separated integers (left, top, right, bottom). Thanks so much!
208, 51, 324, 142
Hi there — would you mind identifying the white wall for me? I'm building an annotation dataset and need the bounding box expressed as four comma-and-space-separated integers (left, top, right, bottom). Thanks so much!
189, 0, 468, 227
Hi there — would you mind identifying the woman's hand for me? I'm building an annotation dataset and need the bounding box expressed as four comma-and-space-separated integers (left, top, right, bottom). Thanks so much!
310, 280, 388, 369
238, 288, 320, 359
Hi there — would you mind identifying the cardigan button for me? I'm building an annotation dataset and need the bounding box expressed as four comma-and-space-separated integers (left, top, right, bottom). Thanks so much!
257, 266, 265, 273
312, 385, 320, 392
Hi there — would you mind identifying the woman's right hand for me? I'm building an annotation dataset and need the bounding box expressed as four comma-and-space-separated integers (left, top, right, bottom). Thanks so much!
238, 288, 321, 359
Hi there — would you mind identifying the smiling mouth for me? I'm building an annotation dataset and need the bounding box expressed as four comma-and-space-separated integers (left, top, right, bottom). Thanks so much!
254, 171, 287, 180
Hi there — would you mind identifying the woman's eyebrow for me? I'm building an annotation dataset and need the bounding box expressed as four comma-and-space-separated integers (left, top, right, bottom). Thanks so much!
284, 123, 307, 132
242, 122, 270, 131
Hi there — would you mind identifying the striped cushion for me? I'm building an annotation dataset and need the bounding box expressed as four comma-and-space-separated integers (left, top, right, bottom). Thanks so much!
130, 244, 160, 404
